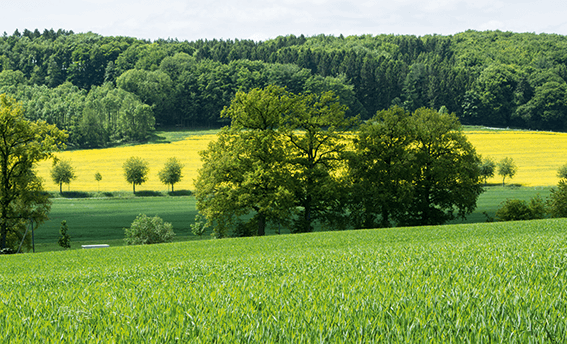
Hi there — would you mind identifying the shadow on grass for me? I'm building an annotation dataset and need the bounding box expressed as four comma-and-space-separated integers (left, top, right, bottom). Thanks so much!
168, 190, 192, 196
134, 191, 165, 197
58, 191, 92, 198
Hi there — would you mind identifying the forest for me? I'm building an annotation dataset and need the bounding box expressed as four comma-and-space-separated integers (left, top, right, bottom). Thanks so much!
1, 28, 567, 148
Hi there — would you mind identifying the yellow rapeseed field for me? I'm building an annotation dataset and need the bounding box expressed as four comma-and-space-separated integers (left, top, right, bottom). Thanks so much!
466, 130, 567, 186
34, 129, 567, 192
35, 135, 217, 193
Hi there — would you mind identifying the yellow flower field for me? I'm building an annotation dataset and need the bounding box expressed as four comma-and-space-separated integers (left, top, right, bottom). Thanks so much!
35, 135, 217, 193
466, 130, 567, 186
34, 129, 567, 192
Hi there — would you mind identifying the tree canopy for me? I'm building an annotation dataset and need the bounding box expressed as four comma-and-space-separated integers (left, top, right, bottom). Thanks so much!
195, 87, 483, 237
1, 29, 567, 150
0, 94, 67, 250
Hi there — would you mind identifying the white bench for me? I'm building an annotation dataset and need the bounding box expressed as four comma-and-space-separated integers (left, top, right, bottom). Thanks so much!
81, 244, 109, 249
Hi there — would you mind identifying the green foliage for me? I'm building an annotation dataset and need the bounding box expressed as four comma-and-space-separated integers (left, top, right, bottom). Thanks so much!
196, 86, 298, 238
557, 163, 567, 179
0, 94, 67, 250
195, 86, 355, 237
548, 179, 567, 218
1, 218, 567, 341
2, 29, 567, 142
497, 157, 518, 186
349, 107, 483, 227
495, 195, 546, 221
190, 214, 208, 238
122, 156, 149, 194
158, 157, 183, 192
58, 220, 71, 249
124, 214, 175, 245
50, 159, 76, 193
479, 156, 496, 185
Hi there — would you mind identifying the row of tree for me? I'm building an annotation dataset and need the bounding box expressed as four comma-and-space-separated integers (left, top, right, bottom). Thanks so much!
2, 29, 567, 148
51, 156, 184, 194
194, 86, 484, 237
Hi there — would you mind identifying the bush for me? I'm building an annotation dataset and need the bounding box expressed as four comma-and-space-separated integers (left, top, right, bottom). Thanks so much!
58, 220, 71, 249
124, 214, 175, 245
495, 195, 546, 221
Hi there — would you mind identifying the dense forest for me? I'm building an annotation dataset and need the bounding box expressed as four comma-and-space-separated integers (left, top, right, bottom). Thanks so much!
1, 28, 567, 147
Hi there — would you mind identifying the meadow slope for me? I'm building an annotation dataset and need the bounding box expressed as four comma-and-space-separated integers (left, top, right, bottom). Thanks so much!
1, 219, 566, 342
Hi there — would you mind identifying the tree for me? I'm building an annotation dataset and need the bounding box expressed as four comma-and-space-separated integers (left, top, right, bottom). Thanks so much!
158, 157, 183, 192
94, 172, 102, 191
51, 159, 76, 193
479, 156, 496, 185
123, 156, 149, 194
403, 108, 483, 226
0, 94, 67, 250
195, 86, 297, 237
497, 157, 518, 186
282, 91, 358, 232
347, 106, 415, 229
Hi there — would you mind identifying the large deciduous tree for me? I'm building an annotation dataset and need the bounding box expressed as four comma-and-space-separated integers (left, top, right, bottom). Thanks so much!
348, 107, 483, 228
347, 106, 415, 229
404, 108, 483, 226
282, 91, 358, 232
0, 94, 67, 250
195, 86, 297, 237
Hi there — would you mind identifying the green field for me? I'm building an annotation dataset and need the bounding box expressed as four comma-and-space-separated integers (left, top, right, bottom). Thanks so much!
29, 185, 551, 252
1, 218, 566, 342
32, 185, 553, 251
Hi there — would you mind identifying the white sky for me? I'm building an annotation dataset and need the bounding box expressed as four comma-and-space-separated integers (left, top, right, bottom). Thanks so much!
2, 0, 567, 41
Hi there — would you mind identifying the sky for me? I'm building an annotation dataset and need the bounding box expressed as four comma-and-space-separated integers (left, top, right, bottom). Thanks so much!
2, 0, 567, 41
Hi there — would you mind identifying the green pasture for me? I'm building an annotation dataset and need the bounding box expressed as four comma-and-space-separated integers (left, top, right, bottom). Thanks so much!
29, 185, 552, 252
1, 218, 566, 342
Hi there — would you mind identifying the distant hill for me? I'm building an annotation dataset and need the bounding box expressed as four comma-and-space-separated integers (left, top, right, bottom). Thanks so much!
1, 29, 567, 147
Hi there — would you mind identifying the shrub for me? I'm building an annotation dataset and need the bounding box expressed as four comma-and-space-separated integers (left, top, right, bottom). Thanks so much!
495, 195, 546, 221
124, 214, 175, 245
58, 220, 71, 249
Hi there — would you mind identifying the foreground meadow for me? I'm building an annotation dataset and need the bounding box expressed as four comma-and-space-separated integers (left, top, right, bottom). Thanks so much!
1, 219, 566, 342
33, 128, 567, 193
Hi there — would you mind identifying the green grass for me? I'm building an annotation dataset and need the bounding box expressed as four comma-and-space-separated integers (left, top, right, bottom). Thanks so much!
34, 194, 201, 252
1, 219, 566, 342
29, 185, 552, 252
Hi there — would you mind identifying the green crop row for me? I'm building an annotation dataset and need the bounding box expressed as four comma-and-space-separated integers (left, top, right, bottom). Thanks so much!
1, 219, 566, 342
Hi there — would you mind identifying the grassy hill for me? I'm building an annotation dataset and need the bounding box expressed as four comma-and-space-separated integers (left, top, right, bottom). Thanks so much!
1, 219, 566, 342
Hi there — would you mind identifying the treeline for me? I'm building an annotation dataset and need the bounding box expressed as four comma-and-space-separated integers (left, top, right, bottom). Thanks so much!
1, 29, 567, 147
195, 87, 484, 237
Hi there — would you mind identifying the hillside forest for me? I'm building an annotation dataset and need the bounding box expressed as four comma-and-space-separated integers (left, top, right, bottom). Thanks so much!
1, 29, 567, 148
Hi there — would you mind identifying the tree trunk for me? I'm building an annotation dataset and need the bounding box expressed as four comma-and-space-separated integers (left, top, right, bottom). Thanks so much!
257, 213, 266, 236
133, 183, 136, 194
171, 183, 174, 193
59, 182, 62, 194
